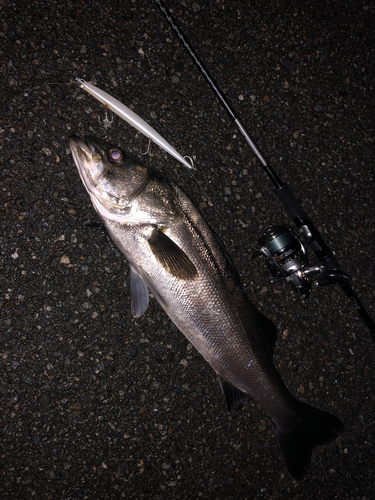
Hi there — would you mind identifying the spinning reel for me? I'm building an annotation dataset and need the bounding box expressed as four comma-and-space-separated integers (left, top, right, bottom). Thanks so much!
257, 223, 350, 295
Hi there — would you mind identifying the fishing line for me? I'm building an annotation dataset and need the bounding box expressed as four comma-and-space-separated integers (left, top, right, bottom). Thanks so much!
184, 156, 228, 225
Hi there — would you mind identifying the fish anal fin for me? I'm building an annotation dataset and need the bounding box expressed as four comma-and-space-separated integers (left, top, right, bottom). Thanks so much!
148, 227, 198, 280
130, 266, 149, 318
217, 375, 247, 412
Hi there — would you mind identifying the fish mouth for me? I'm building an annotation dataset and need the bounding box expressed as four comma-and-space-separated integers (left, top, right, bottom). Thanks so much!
69, 134, 104, 198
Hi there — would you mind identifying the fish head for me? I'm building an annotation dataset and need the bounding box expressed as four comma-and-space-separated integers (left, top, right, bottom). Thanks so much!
69, 135, 180, 225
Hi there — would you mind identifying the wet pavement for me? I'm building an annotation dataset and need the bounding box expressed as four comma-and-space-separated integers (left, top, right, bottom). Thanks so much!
1, 1, 374, 498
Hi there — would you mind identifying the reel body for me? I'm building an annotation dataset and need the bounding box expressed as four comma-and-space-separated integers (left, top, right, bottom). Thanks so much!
257, 225, 349, 295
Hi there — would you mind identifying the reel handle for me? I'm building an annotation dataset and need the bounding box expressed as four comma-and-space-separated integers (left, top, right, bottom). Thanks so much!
275, 183, 340, 271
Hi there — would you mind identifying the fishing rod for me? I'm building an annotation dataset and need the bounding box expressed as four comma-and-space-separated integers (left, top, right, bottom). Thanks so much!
154, 0, 375, 339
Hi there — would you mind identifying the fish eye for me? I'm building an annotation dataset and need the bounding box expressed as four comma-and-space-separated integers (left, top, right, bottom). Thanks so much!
109, 148, 124, 164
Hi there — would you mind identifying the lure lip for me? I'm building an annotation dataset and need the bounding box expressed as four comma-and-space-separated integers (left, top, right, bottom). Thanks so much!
75, 78, 193, 170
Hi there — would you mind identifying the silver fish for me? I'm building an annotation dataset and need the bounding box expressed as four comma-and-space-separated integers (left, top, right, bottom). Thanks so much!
69, 135, 343, 479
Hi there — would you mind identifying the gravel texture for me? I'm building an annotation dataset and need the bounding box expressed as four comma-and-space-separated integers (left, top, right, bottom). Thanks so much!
1, 1, 374, 498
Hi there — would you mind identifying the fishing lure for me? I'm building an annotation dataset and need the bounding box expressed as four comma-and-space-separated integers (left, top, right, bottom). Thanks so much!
76, 78, 192, 170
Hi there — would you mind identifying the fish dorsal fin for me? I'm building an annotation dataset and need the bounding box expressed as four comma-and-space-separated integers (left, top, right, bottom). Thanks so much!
217, 375, 247, 412
212, 231, 241, 284
130, 265, 149, 318
257, 310, 278, 356
148, 227, 198, 280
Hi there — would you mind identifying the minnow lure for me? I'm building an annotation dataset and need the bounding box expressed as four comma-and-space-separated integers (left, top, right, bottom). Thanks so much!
76, 78, 192, 170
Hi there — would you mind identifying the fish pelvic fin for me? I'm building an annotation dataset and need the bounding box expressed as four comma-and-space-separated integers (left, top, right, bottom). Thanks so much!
277, 402, 344, 479
129, 265, 149, 318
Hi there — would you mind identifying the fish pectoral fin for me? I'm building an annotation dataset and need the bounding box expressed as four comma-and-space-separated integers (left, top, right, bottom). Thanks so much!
148, 227, 198, 280
217, 375, 247, 412
130, 266, 149, 318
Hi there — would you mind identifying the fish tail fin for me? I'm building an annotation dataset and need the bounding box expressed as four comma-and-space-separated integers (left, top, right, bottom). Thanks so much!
277, 402, 343, 479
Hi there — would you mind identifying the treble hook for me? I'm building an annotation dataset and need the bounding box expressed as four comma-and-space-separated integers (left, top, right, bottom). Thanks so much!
184, 156, 195, 169
98, 105, 114, 129
140, 138, 152, 156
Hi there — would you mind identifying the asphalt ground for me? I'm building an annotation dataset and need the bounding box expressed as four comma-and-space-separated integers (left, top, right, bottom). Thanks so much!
1, 1, 374, 498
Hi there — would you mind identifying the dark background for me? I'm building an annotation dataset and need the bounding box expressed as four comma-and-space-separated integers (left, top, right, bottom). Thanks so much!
1, 1, 374, 498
